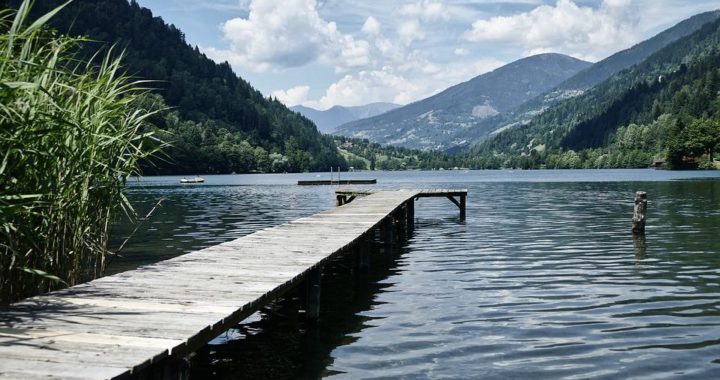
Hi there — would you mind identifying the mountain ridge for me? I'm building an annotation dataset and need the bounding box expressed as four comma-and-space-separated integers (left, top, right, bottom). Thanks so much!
464, 14, 720, 169
290, 102, 400, 133
486, 10, 720, 138
336, 53, 591, 150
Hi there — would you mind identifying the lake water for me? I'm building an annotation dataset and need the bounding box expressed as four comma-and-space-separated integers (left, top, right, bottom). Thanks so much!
115, 170, 720, 379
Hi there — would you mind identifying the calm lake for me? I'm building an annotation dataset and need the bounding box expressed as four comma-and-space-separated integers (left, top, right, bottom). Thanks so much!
115, 169, 720, 379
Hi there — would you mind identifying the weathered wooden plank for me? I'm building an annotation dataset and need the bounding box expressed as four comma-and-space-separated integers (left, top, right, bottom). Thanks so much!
0, 357, 129, 380
0, 189, 460, 379
0, 333, 169, 371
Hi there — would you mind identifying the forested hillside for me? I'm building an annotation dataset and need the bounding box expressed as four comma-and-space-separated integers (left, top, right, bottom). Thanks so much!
335, 53, 590, 150
482, 11, 720, 144
332, 137, 460, 171
465, 17, 720, 169
10, 0, 345, 174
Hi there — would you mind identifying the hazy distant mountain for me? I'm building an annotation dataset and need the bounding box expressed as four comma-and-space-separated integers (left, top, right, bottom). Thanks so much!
291, 102, 400, 133
335, 53, 591, 150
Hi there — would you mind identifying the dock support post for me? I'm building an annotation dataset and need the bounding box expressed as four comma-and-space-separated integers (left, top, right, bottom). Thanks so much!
406, 200, 414, 234
395, 209, 406, 243
336, 194, 346, 206
355, 240, 370, 272
305, 266, 323, 323
153, 356, 190, 380
460, 194, 466, 220
632, 191, 647, 234
383, 216, 395, 248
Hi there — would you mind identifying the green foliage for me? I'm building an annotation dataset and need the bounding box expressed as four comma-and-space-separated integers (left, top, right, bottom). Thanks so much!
334, 137, 464, 170
12, 0, 346, 174
0, 1, 160, 303
464, 17, 720, 170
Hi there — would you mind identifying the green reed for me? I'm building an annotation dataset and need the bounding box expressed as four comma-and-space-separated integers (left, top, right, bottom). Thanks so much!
0, 0, 162, 303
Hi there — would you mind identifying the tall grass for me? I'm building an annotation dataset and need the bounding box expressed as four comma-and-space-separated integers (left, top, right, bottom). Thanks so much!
0, 0, 161, 303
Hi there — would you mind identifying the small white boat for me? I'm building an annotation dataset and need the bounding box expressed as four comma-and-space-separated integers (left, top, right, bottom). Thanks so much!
180, 176, 205, 184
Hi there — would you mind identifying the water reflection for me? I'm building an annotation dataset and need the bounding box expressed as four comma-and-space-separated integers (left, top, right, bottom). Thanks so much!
633, 233, 647, 262
113, 172, 720, 379
190, 242, 410, 379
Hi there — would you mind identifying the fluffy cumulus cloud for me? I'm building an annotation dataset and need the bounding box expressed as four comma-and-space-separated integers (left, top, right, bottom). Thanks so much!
361, 16, 381, 36
205, 0, 371, 72
464, 0, 640, 61
400, 0, 449, 22
194, 0, 720, 110
454, 47, 469, 56
303, 57, 505, 109
397, 19, 426, 46
271, 85, 310, 106
262, 0, 488, 110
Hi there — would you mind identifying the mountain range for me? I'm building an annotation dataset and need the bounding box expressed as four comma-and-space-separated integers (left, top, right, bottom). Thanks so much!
290, 103, 400, 133
465, 11, 720, 170
335, 53, 591, 150
337, 11, 720, 153
484, 10, 720, 140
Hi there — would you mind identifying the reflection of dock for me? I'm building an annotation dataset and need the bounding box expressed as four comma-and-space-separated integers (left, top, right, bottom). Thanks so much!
297, 179, 376, 185
0, 189, 466, 379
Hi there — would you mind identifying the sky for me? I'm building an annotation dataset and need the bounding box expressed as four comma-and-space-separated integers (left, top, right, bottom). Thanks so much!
136, 0, 719, 110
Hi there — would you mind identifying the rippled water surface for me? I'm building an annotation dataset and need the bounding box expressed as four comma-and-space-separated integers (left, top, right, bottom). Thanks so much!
114, 170, 720, 379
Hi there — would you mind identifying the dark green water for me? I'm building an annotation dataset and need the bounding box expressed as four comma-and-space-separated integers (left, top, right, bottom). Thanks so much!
115, 170, 720, 379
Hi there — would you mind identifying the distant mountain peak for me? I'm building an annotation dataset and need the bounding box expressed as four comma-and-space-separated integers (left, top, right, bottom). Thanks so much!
291, 102, 400, 133
334, 53, 591, 150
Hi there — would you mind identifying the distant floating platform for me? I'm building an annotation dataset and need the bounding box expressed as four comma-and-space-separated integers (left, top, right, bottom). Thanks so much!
298, 179, 377, 185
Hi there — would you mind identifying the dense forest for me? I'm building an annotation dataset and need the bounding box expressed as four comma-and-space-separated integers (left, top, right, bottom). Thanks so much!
333, 137, 462, 171
9, 0, 346, 174
464, 17, 720, 170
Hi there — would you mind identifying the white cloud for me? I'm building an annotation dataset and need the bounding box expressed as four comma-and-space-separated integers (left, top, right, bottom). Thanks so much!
454, 47, 469, 56
361, 16, 381, 35
271, 85, 310, 106
316, 68, 422, 108
204, 0, 372, 72
400, 0, 449, 22
306, 57, 505, 109
463, 0, 641, 61
397, 19, 426, 46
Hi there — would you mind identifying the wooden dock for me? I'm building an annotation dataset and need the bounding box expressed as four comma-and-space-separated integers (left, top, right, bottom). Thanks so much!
297, 179, 377, 185
0, 189, 466, 379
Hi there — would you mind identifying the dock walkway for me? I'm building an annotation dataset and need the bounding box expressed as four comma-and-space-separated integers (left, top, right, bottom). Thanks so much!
0, 189, 466, 379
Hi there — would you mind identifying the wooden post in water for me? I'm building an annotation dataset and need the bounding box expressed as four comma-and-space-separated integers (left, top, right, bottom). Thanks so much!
633, 233, 647, 261
632, 191, 647, 234
305, 266, 323, 323
460, 193, 466, 220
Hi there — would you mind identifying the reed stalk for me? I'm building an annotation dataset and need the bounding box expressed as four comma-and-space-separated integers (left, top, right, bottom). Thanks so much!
0, 0, 162, 303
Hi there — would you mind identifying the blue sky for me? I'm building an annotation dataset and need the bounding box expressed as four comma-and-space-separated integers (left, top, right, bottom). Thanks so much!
137, 0, 719, 110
